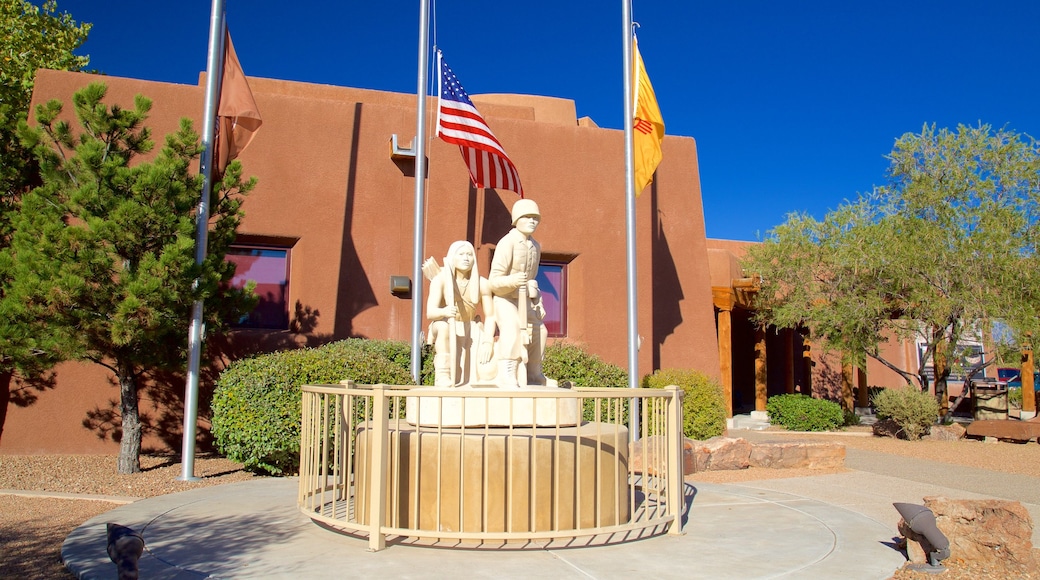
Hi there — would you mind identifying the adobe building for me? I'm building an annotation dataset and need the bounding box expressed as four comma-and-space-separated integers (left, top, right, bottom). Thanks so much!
3, 70, 916, 454
4, 69, 723, 454
706, 239, 919, 416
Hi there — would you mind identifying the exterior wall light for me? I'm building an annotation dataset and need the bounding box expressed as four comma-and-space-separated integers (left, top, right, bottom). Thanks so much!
390, 276, 411, 296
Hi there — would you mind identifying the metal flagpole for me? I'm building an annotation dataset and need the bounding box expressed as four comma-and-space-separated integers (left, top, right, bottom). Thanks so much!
410, 0, 432, 383
179, 0, 227, 481
622, 1, 640, 441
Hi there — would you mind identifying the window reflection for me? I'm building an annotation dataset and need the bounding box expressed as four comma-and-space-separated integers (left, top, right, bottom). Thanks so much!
226, 246, 289, 330
536, 262, 566, 337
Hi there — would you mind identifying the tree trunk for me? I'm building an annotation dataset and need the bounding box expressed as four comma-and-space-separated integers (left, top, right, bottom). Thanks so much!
0, 370, 11, 446
933, 339, 950, 415
117, 364, 142, 474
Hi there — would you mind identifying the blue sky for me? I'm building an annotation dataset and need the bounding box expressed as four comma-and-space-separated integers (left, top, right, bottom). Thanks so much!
49, 0, 1040, 241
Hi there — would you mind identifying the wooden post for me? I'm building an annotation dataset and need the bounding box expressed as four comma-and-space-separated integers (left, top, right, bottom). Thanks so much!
856, 366, 869, 408
1023, 347, 1036, 415
841, 363, 854, 411
717, 308, 733, 418
755, 326, 767, 412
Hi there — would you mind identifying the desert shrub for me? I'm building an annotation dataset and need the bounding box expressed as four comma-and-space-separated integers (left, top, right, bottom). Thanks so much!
211, 339, 416, 475
766, 394, 844, 432
871, 387, 938, 441
642, 369, 726, 440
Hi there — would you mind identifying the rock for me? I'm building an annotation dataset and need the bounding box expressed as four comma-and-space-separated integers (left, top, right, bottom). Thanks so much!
927, 423, 966, 441
628, 436, 698, 476
899, 497, 1037, 569
872, 418, 903, 438
679, 438, 697, 474
691, 436, 750, 471
632, 435, 846, 474
748, 440, 845, 469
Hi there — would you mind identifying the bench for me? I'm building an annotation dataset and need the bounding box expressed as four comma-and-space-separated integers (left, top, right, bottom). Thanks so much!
965, 417, 1040, 443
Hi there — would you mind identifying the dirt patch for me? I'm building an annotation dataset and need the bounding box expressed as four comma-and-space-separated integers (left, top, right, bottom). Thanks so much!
0, 453, 263, 579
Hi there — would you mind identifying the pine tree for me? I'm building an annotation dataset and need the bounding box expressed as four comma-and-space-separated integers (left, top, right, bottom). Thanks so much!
12, 82, 255, 472
0, 0, 91, 443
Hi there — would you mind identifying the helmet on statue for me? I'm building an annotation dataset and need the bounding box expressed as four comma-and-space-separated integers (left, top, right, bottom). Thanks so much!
511, 199, 541, 225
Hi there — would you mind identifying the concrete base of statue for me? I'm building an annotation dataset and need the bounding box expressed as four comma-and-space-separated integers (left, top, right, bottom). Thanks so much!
404, 381, 581, 427
354, 422, 630, 534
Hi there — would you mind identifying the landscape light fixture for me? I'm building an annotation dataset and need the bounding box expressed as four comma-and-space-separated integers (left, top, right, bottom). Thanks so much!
106, 522, 145, 580
893, 502, 950, 572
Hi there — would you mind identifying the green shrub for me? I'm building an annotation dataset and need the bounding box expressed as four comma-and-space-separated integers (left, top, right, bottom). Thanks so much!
211, 339, 417, 475
543, 343, 628, 388
642, 369, 726, 440
766, 394, 845, 432
543, 343, 630, 424
843, 409, 862, 426
871, 386, 938, 441
1008, 387, 1022, 409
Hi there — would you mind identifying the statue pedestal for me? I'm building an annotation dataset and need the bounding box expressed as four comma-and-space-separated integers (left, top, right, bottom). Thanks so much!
404, 384, 580, 427
354, 422, 630, 534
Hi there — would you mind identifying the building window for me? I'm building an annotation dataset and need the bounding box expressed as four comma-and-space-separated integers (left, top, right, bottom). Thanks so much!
536, 261, 567, 337
226, 245, 290, 330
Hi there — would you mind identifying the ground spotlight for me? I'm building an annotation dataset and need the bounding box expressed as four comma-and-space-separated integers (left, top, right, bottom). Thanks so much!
893, 502, 950, 571
106, 522, 145, 580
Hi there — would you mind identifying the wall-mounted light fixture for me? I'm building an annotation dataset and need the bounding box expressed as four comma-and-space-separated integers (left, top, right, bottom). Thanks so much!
389, 134, 416, 160
390, 276, 411, 296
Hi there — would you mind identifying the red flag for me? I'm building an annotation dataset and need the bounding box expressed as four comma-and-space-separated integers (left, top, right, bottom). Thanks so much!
435, 52, 523, 197
215, 30, 262, 174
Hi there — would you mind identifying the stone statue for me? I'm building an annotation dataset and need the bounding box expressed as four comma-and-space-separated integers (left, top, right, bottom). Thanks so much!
488, 199, 550, 388
425, 240, 496, 387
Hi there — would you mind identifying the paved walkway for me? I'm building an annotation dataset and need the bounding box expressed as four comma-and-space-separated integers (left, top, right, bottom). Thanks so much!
59, 433, 1040, 580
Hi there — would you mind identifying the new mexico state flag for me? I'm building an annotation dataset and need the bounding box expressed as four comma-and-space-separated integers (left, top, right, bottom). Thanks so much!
633, 38, 664, 195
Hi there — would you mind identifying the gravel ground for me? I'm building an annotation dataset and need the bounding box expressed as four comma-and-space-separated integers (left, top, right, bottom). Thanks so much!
1, 431, 1038, 579
0, 453, 263, 580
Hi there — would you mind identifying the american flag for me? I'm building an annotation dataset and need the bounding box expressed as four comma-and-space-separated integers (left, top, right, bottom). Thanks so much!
436, 52, 523, 197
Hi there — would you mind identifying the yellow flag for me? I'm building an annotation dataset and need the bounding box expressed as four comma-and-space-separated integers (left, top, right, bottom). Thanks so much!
633, 38, 664, 195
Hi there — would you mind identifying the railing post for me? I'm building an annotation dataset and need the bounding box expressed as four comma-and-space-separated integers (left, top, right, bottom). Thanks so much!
665, 385, 684, 535
368, 384, 389, 551
298, 389, 312, 506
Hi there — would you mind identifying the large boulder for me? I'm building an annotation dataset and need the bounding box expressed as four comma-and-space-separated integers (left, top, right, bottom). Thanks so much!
872, 418, 904, 439
899, 497, 1036, 570
630, 436, 847, 474
690, 436, 751, 471
748, 440, 845, 469
927, 423, 966, 441
628, 436, 698, 475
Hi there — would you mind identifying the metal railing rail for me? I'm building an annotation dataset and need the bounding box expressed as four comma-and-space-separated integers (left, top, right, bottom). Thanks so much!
299, 382, 684, 551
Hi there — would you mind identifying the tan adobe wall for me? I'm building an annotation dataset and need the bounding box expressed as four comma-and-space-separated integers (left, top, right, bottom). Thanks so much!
2, 69, 717, 453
